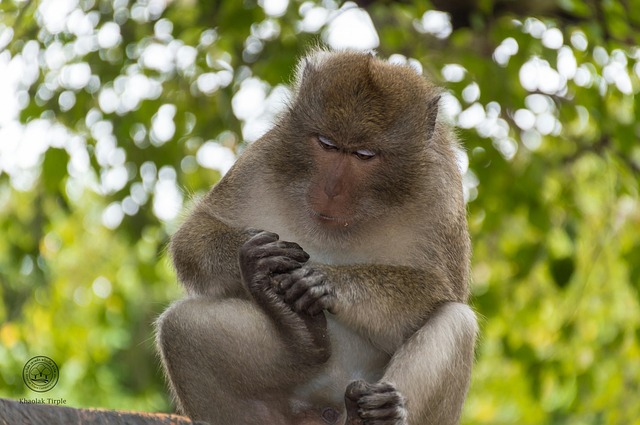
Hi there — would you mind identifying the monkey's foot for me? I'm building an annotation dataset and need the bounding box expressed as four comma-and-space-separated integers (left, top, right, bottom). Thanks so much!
344, 380, 407, 425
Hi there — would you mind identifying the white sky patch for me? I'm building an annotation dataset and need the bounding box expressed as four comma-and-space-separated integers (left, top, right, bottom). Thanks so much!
521, 130, 542, 151
101, 165, 127, 193
557, 46, 577, 79
536, 112, 557, 135
59, 62, 91, 90
232, 78, 267, 121
196, 142, 237, 176
44, 41, 68, 70
603, 51, 633, 95
525, 93, 554, 114
514, 108, 536, 131
454, 147, 469, 175
142, 43, 174, 73
541, 28, 563, 50
0, 26, 13, 51
593, 46, 609, 66
231, 78, 290, 143
442, 64, 466, 82
150, 104, 177, 145
0, 53, 21, 124
98, 73, 162, 115
197, 73, 221, 95
416, 10, 452, 39
571, 31, 588, 51
458, 102, 485, 129
59, 90, 76, 111
493, 37, 518, 66
440, 92, 462, 123
463, 168, 479, 203
259, 0, 289, 17
98, 87, 118, 113
519, 57, 564, 94
176, 45, 197, 71
299, 6, 330, 33
154, 19, 173, 41
493, 138, 518, 160
324, 4, 379, 50
38, 0, 79, 35
92, 276, 112, 299
0, 119, 88, 192
462, 82, 480, 103
523, 17, 546, 38
476, 103, 508, 140
66, 8, 96, 37
102, 201, 124, 229
387, 54, 422, 74
98, 22, 121, 49
153, 167, 183, 222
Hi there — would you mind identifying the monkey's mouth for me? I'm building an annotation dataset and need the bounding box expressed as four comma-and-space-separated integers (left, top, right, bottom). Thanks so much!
309, 209, 352, 228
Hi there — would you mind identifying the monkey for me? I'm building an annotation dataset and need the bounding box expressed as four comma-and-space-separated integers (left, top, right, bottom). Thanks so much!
156, 49, 478, 425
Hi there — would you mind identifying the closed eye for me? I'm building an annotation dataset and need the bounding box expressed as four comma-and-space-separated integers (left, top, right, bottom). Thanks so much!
318, 135, 338, 150
354, 149, 376, 160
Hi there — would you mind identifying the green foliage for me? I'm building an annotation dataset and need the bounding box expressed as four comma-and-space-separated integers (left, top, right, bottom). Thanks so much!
0, 0, 638, 422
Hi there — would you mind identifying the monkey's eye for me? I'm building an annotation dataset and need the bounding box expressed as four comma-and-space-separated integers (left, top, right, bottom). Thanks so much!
354, 149, 377, 160
318, 135, 338, 150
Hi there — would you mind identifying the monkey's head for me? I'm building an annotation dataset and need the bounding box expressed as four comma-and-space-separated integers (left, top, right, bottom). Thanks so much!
266, 50, 445, 240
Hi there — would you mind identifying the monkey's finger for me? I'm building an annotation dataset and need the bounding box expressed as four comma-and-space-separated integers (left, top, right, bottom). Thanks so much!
270, 241, 310, 262
259, 256, 303, 274
244, 228, 264, 237
252, 246, 307, 261
245, 231, 280, 246
253, 243, 310, 262
291, 285, 329, 313
345, 380, 373, 401
283, 276, 324, 305
357, 390, 404, 410
306, 294, 336, 316
270, 274, 294, 293
344, 389, 361, 425
358, 406, 405, 420
274, 240, 307, 254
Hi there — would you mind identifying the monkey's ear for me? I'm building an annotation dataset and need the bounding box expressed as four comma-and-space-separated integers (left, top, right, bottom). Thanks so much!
425, 94, 441, 142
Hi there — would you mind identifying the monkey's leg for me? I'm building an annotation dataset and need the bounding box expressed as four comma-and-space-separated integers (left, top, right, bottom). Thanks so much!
157, 297, 317, 425
344, 302, 477, 425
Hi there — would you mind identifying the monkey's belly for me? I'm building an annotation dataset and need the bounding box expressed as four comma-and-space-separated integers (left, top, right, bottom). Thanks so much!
291, 315, 391, 414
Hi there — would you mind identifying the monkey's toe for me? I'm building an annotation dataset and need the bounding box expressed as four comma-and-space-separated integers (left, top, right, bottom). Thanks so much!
345, 381, 407, 425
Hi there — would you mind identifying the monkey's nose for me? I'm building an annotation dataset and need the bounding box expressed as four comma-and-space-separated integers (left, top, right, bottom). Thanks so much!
324, 184, 342, 199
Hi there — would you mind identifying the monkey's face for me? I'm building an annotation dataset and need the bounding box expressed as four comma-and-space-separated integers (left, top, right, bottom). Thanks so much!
305, 133, 381, 230
268, 51, 436, 237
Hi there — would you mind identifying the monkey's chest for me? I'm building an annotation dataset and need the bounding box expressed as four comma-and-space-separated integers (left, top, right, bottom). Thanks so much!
292, 315, 390, 409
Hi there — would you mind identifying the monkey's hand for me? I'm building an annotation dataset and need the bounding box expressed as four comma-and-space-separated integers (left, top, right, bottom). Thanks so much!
239, 230, 309, 301
239, 231, 331, 365
344, 380, 407, 425
272, 264, 337, 316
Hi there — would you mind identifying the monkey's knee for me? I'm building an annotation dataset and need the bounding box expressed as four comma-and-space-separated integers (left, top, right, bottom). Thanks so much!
157, 298, 253, 364
156, 298, 203, 355
440, 302, 478, 343
157, 298, 289, 387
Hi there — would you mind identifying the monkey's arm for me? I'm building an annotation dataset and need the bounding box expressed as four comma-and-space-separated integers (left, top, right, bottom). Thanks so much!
170, 199, 251, 297
340, 264, 460, 351
286, 262, 461, 354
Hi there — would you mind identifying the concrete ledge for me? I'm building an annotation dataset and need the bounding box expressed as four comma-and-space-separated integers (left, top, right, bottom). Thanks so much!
0, 398, 207, 425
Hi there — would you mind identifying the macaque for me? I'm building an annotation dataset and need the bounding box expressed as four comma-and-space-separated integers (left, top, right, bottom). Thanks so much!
156, 49, 477, 425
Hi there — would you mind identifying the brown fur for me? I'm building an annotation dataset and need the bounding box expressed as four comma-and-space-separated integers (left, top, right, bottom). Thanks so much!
157, 49, 477, 425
